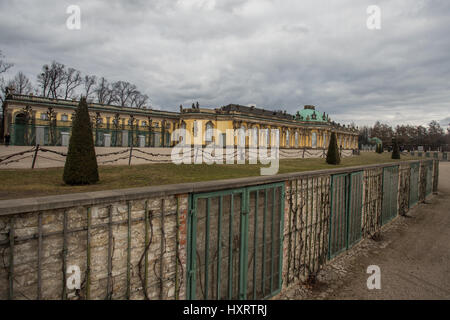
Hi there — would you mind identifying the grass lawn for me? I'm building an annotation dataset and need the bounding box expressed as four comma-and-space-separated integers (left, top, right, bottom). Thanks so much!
0, 152, 420, 200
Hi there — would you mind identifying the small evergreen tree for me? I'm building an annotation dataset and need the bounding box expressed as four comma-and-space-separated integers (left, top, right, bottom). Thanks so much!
63, 97, 99, 185
326, 132, 341, 165
392, 138, 400, 159
376, 143, 383, 154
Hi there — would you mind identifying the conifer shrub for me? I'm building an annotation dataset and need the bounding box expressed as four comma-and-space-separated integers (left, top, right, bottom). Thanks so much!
63, 97, 99, 185
392, 138, 400, 159
326, 132, 341, 165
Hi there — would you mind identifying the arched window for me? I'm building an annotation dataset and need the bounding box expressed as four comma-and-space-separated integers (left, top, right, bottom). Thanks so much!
180, 122, 187, 145
295, 131, 299, 147
205, 121, 213, 142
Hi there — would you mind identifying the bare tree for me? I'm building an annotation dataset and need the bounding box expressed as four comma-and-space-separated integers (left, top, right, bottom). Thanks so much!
94, 77, 116, 105
0, 50, 13, 103
37, 64, 51, 97
112, 81, 137, 107
130, 91, 149, 108
7, 71, 33, 94
0, 50, 13, 74
38, 61, 66, 98
83, 75, 97, 101
63, 67, 82, 99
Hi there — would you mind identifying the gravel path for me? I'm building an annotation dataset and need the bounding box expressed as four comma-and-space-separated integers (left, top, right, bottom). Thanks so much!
279, 162, 450, 300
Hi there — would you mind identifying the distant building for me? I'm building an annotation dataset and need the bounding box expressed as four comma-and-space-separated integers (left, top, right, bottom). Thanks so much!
2, 94, 358, 149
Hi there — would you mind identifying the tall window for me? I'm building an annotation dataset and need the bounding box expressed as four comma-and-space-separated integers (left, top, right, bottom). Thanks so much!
285, 130, 290, 147
295, 131, 299, 147
311, 132, 317, 148
271, 129, 279, 147
180, 122, 187, 145
193, 121, 198, 137
252, 127, 258, 147
205, 122, 213, 142
238, 125, 246, 146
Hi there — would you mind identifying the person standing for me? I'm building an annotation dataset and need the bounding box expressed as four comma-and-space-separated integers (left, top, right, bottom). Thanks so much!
4, 132, 10, 147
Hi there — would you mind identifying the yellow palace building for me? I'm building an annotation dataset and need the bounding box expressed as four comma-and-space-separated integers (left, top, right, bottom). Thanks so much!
1, 94, 358, 150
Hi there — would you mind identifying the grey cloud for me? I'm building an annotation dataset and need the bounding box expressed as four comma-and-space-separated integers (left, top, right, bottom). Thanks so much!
0, 0, 449, 127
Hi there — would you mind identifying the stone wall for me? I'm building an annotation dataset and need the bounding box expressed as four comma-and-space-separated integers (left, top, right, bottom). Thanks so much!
0, 195, 189, 300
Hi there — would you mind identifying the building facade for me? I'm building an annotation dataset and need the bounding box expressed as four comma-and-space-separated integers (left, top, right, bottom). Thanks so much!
2, 94, 359, 149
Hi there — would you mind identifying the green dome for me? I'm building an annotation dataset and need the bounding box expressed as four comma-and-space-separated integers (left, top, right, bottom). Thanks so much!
296, 105, 328, 122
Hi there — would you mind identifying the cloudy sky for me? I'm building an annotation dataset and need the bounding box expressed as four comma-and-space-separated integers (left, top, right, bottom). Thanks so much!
0, 0, 449, 128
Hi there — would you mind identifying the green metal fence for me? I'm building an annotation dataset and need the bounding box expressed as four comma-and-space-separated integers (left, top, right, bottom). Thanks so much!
381, 166, 399, 225
409, 162, 420, 208
10, 123, 172, 147
426, 160, 433, 197
186, 182, 285, 300
328, 171, 363, 259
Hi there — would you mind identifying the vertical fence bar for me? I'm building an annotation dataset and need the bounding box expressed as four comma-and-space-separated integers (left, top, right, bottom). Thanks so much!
252, 191, 259, 299
278, 184, 285, 292
216, 195, 223, 300
37, 213, 43, 299
311, 178, 317, 274
304, 178, 309, 278
126, 201, 131, 300
160, 199, 165, 299
318, 177, 325, 269
261, 189, 267, 296
345, 174, 351, 251
187, 195, 197, 299
86, 207, 91, 300
286, 181, 293, 286
270, 187, 275, 294
293, 180, 298, 280
204, 198, 210, 299
175, 197, 179, 300
228, 194, 234, 300
241, 190, 249, 300
62, 210, 68, 300
8, 217, 15, 300
327, 177, 334, 260
106, 205, 113, 300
